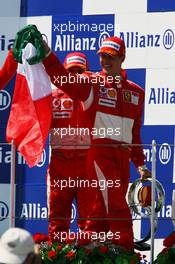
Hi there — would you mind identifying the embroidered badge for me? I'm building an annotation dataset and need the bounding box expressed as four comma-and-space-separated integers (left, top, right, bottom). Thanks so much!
52, 98, 61, 109
131, 92, 139, 105
107, 88, 117, 99
123, 91, 131, 102
99, 86, 107, 96
98, 98, 116, 108
61, 99, 73, 110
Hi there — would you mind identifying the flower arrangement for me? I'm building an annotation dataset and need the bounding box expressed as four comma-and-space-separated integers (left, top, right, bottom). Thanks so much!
33, 232, 149, 264
40, 241, 141, 264
153, 231, 175, 264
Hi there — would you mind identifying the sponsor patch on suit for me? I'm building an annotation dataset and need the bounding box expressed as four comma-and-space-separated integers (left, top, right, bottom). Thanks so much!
123, 91, 139, 105
123, 90, 132, 103
131, 92, 139, 105
98, 98, 116, 108
100, 87, 117, 101
61, 99, 73, 110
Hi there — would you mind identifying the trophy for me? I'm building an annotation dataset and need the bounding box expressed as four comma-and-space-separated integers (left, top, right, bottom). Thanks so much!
128, 177, 165, 251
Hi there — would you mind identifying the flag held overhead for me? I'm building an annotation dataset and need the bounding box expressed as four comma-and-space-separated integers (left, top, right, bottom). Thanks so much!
6, 43, 52, 167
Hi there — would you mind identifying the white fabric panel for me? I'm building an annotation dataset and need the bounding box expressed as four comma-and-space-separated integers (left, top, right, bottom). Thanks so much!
93, 111, 134, 143
83, 0, 147, 15
94, 160, 108, 213
144, 68, 175, 125
20, 43, 52, 101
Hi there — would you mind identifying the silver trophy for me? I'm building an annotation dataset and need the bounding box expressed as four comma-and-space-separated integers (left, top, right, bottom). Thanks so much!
128, 177, 165, 251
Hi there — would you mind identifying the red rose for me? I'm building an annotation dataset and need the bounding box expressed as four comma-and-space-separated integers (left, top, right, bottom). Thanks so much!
99, 246, 108, 254
48, 250, 57, 259
163, 232, 175, 248
33, 233, 43, 244
40, 234, 48, 242
66, 251, 76, 259
33, 233, 48, 244
47, 241, 52, 247
57, 245, 62, 251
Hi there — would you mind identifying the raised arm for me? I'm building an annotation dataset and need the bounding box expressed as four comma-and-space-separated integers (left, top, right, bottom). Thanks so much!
43, 51, 91, 101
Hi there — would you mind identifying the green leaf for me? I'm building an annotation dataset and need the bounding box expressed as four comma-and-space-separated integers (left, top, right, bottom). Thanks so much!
156, 252, 170, 264
103, 258, 113, 264
115, 255, 129, 264
77, 248, 86, 259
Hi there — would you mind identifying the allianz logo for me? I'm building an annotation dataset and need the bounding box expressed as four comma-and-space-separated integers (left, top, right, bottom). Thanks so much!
0, 90, 11, 111
0, 147, 46, 167
0, 34, 47, 52
0, 201, 9, 221
119, 29, 174, 50
143, 143, 171, 165
148, 88, 175, 105
20, 203, 77, 222
54, 31, 110, 52
0, 35, 14, 51
20, 203, 48, 219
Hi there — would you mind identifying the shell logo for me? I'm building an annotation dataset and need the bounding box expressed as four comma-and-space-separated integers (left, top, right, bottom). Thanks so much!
63, 100, 73, 109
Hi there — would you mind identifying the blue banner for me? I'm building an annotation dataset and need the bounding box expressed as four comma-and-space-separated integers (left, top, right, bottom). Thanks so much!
52, 14, 114, 71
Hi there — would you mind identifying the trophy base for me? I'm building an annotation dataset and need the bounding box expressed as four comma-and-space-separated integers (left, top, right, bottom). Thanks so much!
134, 241, 150, 251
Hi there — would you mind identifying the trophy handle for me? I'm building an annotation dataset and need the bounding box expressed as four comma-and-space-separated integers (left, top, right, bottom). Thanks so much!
134, 217, 158, 251
128, 177, 165, 251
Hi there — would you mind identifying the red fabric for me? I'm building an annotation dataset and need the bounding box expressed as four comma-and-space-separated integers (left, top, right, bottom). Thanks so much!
163, 231, 175, 248
0, 50, 17, 90
44, 52, 91, 101
43, 52, 145, 167
47, 90, 107, 242
64, 52, 88, 71
51, 89, 85, 130
6, 72, 52, 167
87, 146, 134, 247
97, 36, 125, 57
43, 52, 145, 248
33, 233, 48, 244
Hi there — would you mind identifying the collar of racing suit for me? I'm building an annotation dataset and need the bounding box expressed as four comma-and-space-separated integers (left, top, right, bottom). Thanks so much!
99, 68, 127, 83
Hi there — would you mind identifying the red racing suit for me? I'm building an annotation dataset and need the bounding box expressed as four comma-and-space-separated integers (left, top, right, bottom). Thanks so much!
0, 50, 17, 90
47, 88, 108, 242
43, 53, 146, 248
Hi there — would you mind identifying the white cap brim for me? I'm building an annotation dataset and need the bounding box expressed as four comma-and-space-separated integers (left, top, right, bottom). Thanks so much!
0, 244, 26, 264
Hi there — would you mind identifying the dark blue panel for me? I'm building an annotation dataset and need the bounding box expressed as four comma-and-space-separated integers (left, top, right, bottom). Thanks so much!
0, 128, 11, 183
15, 185, 48, 234
20, 0, 82, 17
52, 14, 114, 71
139, 126, 174, 238
148, 0, 175, 12
126, 69, 146, 89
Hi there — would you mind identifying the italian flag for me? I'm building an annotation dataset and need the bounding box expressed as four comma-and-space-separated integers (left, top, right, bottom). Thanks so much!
6, 43, 52, 167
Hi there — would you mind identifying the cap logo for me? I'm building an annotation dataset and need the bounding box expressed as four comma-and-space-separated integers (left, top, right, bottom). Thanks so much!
101, 41, 120, 51
67, 56, 86, 65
